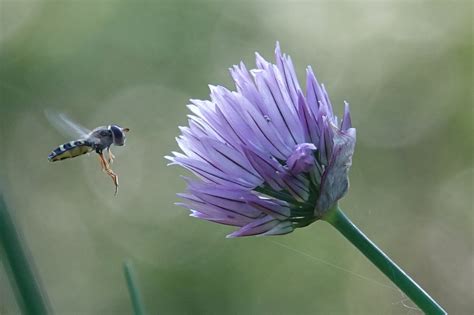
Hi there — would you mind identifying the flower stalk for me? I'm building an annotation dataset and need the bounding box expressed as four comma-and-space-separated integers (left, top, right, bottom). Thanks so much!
0, 194, 52, 315
323, 206, 447, 315
123, 260, 147, 315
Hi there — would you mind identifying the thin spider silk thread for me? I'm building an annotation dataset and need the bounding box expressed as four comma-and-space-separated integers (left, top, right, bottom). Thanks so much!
268, 239, 396, 291
269, 240, 421, 313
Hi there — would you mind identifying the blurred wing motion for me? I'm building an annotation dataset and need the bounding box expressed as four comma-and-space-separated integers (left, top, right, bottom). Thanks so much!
46, 111, 94, 162
45, 110, 91, 139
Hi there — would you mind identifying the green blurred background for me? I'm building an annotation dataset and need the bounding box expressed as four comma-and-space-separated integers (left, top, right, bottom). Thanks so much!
0, 1, 472, 314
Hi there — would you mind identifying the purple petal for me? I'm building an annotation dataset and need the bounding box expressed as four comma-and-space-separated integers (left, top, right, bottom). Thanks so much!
305, 66, 326, 116
341, 101, 352, 131
226, 215, 280, 238
188, 100, 242, 150
178, 194, 259, 226
316, 128, 356, 214
275, 42, 301, 109
247, 196, 290, 220
189, 210, 247, 227
252, 65, 304, 146
286, 143, 317, 175
229, 62, 266, 114
172, 155, 254, 188
189, 190, 261, 219
241, 98, 293, 159
317, 117, 335, 166
261, 220, 294, 236
321, 84, 334, 116
200, 137, 263, 186
280, 173, 310, 202
209, 86, 257, 146
296, 91, 317, 144
242, 146, 286, 191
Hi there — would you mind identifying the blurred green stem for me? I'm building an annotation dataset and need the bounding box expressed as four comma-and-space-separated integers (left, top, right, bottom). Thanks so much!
0, 195, 52, 315
323, 206, 446, 315
123, 260, 147, 315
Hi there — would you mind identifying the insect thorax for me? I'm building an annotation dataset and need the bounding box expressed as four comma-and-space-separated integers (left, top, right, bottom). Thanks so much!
88, 126, 114, 152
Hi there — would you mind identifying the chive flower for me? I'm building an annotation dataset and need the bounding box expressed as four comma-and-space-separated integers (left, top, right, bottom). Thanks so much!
167, 43, 446, 314
167, 43, 355, 238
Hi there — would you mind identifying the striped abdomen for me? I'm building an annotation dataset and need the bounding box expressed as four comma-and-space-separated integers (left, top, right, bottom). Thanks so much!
48, 140, 93, 162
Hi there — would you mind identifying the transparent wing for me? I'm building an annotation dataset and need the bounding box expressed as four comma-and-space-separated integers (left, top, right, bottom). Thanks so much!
45, 110, 92, 139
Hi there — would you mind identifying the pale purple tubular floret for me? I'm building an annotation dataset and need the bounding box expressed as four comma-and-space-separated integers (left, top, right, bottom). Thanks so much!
286, 143, 317, 175
341, 101, 352, 131
316, 128, 356, 213
166, 42, 356, 237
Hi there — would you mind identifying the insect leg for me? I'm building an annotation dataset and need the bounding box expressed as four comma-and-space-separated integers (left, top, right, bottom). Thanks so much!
107, 147, 115, 164
98, 152, 119, 195
97, 153, 107, 171
107, 169, 119, 196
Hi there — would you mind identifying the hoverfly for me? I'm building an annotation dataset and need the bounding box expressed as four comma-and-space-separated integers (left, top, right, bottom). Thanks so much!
47, 112, 129, 195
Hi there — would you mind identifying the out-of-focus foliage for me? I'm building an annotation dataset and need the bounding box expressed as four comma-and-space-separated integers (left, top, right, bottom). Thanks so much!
0, 1, 472, 314
0, 259, 21, 314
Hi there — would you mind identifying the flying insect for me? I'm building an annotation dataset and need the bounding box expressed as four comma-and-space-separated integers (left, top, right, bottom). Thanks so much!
47, 112, 129, 195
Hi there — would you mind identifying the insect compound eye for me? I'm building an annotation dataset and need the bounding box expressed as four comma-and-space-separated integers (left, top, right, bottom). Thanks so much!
110, 125, 124, 145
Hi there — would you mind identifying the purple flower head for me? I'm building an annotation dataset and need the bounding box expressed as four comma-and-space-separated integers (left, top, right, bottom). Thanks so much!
166, 43, 356, 238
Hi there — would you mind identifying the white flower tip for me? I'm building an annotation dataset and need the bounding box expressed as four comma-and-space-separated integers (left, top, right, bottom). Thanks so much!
275, 41, 281, 54
164, 156, 177, 165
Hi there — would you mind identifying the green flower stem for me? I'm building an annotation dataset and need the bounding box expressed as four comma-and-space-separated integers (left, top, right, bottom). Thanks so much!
123, 260, 147, 315
323, 206, 446, 315
0, 195, 52, 315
